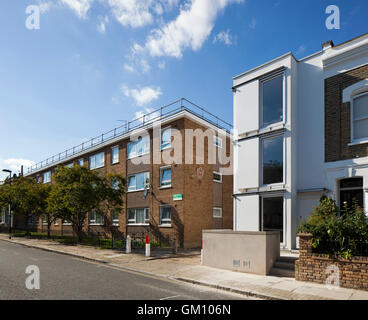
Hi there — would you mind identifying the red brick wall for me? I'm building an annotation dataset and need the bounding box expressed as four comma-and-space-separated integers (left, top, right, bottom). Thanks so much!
295, 234, 368, 291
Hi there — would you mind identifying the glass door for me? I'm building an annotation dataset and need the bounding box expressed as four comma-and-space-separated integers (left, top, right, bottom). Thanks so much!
261, 196, 284, 243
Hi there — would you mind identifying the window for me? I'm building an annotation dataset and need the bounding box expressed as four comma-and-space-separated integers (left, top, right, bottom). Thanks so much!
62, 219, 71, 225
54, 218, 59, 226
112, 179, 119, 190
127, 172, 150, 192
64, 163, 73, 168
127, 135, 150, 159
0, 209, 6, 224
213, 136, 223, 148
89, 152, 105, 170
340, 178, 363, 209
262, 135, 283, 185
352, 93, 368, 142
213, 207, 222, 218
261, 197, 283, 243
111, 209, 119, 226
111, 146, 119, 164
43, 171, 51, 184
160, 206, 171, 225
78, 158, 84, 166
161, 127, 171, 150
127, 208, 149, 225
213, 172, 222, 183
42, 215, 47, 225
261, 75, 283, 128
160, 167, 172, 187
89, 210, 104, 225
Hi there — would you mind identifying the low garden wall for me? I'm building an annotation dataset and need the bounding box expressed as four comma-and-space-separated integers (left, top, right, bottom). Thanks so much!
295, 233, 368, 291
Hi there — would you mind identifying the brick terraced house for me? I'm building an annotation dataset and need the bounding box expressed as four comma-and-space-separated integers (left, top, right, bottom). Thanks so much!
233, 33, 368, 250
2, 99, 233, 248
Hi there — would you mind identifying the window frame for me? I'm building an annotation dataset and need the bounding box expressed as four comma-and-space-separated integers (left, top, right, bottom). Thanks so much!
160, 166, 172, 188
89, 210, 104, 226
127, 208, 150, 226
213, 207, 223, 218
260, 72, 285, 130
350, 92, 368, 144
111, 209, 119, 226
127, 172, 150, 192
260, 134, 284, 187
111, 145, 119, 164
159, 205, 172, 226
213, 136, 223, 148
127, 135, 150, 159
160, 127, 172, 150
89, 152, 105, 170
43, 171, 51, 184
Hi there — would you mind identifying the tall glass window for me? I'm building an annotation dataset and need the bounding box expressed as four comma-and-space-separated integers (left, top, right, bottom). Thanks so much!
127, 135, 150, 159
161, 128, 171, 150
262, 197, 284, 243
160, 167, 172, 187
111, 146, 119, 164
89, 152, 105, 170
261, 75, 283, 128
43, 171, 51, 184
352, 93, 368, 141
262, 136, 283, 185
340, 178, 363, 209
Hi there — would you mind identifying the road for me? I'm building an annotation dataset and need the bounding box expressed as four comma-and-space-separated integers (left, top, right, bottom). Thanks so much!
0, 240, 250, 300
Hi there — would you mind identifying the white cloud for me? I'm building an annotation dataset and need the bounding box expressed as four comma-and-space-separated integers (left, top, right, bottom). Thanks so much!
36, 1, 53, 14
140, 0, 243, 58
158, 61, 166, 69
213, 29, 234, 46
0, 158, 35, 180
123, 63, 135, 72
60, 0, 94, 19
97, 15, 109, 34
249, 17, 257, 29
121, 84, 162, 106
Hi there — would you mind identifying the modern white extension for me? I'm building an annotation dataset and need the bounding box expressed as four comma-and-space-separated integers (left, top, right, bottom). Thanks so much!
232, 33, 368, 250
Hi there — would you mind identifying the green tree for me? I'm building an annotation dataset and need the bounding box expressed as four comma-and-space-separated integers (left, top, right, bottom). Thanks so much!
0, 176, 50, 235
47, 165, 125, 242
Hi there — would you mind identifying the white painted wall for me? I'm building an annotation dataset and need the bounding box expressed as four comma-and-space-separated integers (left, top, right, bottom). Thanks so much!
234, 195, 259, 231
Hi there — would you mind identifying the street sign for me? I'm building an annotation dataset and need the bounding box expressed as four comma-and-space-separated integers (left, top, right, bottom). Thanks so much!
173, 194, 183, 201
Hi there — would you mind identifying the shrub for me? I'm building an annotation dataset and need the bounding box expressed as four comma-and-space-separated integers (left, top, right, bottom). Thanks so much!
298, 196, 368, 258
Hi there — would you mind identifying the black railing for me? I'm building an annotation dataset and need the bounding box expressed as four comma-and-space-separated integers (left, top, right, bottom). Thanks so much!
313, 239, 368, 257
26, 98, 232, 174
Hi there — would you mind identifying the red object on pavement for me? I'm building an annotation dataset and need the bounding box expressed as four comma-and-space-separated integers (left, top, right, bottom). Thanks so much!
146, 235, 150, 244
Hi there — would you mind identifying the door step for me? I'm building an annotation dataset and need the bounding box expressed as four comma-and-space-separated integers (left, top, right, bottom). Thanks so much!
269, 256, 297, 278
269, 267, 295, 278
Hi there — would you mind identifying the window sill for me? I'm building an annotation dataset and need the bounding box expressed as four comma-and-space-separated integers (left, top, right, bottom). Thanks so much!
127, 152, 150, 161
127, 189, 145, 193
159, 185, 172, 190
348, 139, 368, 146
111, 161, 120, 165
213, 180, 222, 184
127, 224, 149, 226
90, 166, 105, 170
158, 224, 172, 228
62, 224, 72, 226
89, 223, 104, 226
112, 224, 119, 227
161, 146, 173, 152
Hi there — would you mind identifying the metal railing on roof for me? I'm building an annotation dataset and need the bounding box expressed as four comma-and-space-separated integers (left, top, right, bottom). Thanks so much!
26, 98, 232, 174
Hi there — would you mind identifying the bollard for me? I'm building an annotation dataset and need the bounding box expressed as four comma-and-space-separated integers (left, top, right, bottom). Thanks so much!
145, 235, 150, 257
200, 240, 203, 265
172, 237, 178, 255
126, 235, 131, 254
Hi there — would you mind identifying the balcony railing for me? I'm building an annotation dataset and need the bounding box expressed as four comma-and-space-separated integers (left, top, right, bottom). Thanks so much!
26, 98, 232, 174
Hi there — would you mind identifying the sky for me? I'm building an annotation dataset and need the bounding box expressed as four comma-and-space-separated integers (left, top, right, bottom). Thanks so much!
0, 0, 367, 179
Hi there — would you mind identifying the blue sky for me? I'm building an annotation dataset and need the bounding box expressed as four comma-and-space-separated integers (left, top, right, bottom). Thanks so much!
0, 0, 367, 179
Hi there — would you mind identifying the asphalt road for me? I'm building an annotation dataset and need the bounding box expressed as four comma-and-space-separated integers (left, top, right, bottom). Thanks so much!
0, 240, 250, 300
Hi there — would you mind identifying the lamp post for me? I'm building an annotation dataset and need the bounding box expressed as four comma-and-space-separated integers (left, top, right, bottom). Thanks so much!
2, 169, 12, 239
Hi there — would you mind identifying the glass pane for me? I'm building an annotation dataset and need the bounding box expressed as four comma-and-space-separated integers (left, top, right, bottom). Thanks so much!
96, 153, 104, 167
127, 209, 135, 221
354, 118, 368, 140
143, 135, 150, 153
137, 138, 143, 155
89, 156, 95, 169
145, 208, 150, 222
128, 176, 136, 191
160, 207, 171, 221
161, 168, 171, 185
262, 76, 283, 127
340, 178, 363, 189
161, 128, 171, 148
263, 136, 283, 184
136, 173, 145, 190
136, 209, 145, 224
262, 197, 283, 243
340, 189, 363, 209
127, 141, 136, 158
354, 94, 368, 119
112, 147, 119, 163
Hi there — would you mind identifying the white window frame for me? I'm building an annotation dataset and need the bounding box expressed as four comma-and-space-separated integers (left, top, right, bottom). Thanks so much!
213, 136, 223, 148
127, 208, 150, 226
62, 219, 72, 226
89, 211, 104, 226
350, 92, 368, 145
89, 152, 105, 170
111, 209, 119, 226
160, 166, 172, 188
159, 205, 171, 226
260, 134, 285, 187
260, 72, 285, 130
213, 207, 223, 218
127, 135, 150, 159
213, 171, 222, 183
127, 172, 150, 192
43, 171, 51, 184
160, 127, 172, 150
111, 146, 119, 164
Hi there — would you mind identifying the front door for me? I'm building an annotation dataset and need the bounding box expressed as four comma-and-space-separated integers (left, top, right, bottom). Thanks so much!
261, 196, 284, 243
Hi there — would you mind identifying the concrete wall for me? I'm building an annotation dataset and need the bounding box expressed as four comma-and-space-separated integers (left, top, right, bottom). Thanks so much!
202, 230, 280, 275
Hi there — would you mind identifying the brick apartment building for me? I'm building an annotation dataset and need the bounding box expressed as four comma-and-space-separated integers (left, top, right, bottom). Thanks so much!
3, 99, 233, 248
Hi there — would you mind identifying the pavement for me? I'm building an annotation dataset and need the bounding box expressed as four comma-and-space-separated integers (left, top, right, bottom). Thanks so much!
1, 234, 368, 300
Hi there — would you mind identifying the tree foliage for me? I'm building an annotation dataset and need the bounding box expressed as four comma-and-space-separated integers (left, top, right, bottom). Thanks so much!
47, 165, 125, 241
